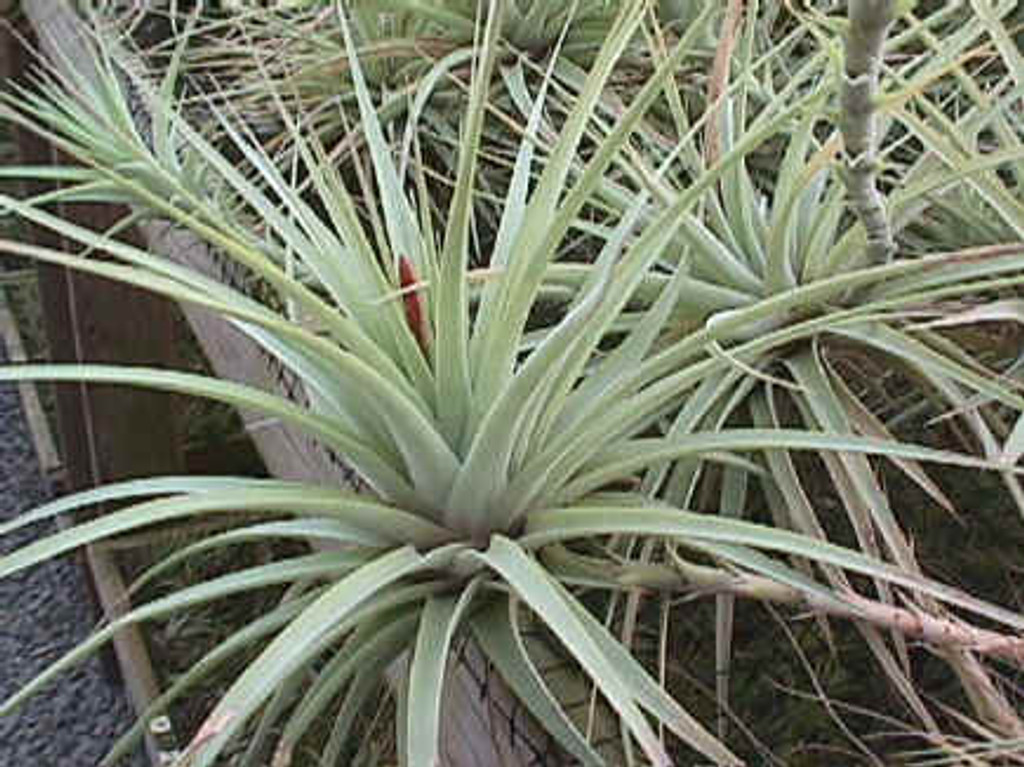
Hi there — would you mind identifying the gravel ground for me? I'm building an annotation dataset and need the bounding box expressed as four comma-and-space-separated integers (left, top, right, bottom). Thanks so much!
0, 343, 147, 767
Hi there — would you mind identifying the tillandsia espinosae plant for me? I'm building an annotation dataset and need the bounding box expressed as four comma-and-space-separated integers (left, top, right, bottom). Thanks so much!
571, 0, 1024, 746
1, 1, 1024, 765
99, 0, 721, 227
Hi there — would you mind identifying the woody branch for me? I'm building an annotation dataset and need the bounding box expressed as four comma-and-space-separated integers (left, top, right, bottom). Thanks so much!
841, 0, 898, 265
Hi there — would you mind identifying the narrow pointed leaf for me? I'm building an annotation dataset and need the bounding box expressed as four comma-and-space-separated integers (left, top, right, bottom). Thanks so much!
406, 581, 482, 767
478, 536, 672, 767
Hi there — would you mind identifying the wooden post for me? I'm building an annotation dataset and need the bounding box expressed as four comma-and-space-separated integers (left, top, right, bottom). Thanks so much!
3, 10, 184, 492
2, 13, 182, 766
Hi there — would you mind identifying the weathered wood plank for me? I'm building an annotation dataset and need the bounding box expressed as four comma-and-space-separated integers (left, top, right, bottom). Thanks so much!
0, 288, 61, 476
3, 12, 179, 767
4, 8, 184, 492
0, 228, 167, 767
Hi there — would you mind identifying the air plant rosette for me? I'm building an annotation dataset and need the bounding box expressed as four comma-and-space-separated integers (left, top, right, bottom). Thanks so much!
0, 2, 1023, 766
98, 0, 724, 234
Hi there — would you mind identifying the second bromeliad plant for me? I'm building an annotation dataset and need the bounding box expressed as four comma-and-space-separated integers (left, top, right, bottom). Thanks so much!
1, 1, 1024, 764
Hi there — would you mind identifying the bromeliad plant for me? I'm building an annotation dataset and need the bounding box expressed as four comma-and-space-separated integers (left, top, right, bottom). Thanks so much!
102, 0, 719, 223
168, 0, 714, 94
2, 2, 1024, 765
583, 0, 1024, 742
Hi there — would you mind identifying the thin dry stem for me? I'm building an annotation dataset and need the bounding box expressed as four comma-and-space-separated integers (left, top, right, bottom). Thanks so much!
553, 545, 1024, 668
703, 0, 744, 168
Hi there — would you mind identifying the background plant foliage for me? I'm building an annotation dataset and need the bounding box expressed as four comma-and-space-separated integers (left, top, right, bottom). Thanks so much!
1, 1, 1024, 765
